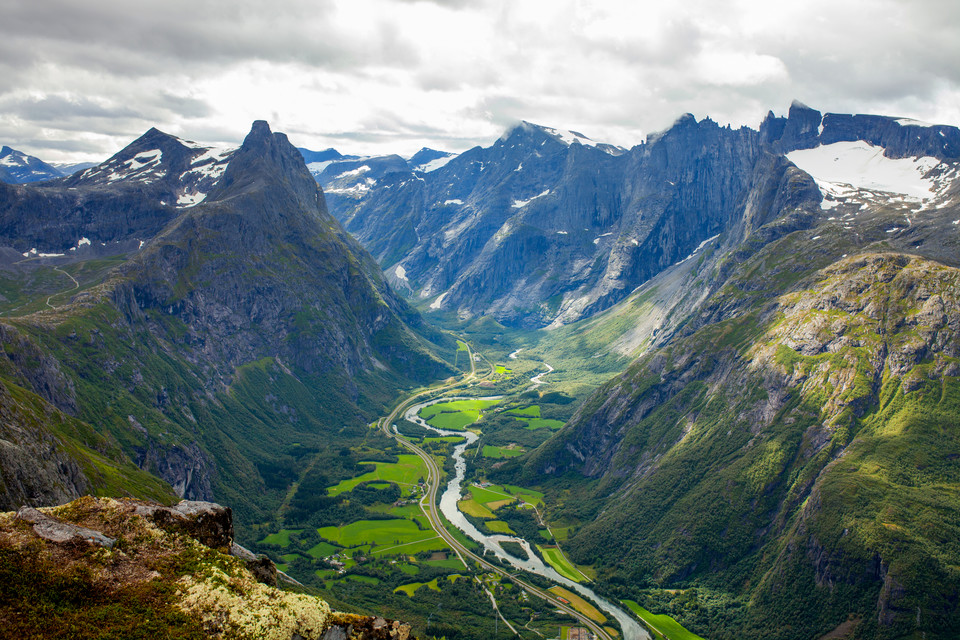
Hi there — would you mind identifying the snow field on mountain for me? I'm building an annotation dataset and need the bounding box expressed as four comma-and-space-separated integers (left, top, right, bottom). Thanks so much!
786, 141, 939, 201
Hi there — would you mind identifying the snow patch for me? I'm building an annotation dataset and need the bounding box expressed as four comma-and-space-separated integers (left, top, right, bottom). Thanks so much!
335, 165, 371, 179
430, 291, 449, 310
787, 141, 940, 201
896, 118, 936, 128
415, 155, 455, 173
177, 192, 207, 207
557, 230, 568, 235
77, 237, 91, 247
444, 199, 463, 206
126, 149, 162, 171
674, 234, 720, 266
592, 232, 613, 245
326, 178, 376, 196
307, 160, 335, 175
511, 189, 550, 209
394, 264, 408, 282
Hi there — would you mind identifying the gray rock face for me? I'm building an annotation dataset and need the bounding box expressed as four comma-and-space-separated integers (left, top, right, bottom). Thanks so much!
324, 106, 960, 328
761, 100, 960, 160
0, 379, 87, 511
133, 499, 234, 549
17, 505, 115, 547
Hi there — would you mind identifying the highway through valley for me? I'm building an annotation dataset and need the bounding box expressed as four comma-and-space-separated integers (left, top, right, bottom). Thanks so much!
377, 341, 648, 640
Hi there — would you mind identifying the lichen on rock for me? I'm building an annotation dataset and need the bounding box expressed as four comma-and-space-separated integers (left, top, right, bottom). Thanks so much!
178, 564, 330, 639
0, 496, 412, 640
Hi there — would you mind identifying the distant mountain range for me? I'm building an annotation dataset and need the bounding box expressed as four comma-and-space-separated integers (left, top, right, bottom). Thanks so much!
308, 103, 960, 331
0, 145, 97, 183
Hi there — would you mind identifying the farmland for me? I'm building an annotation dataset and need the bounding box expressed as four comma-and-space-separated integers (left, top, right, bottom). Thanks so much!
325, 454, 427, 497
419, 398, 500, 430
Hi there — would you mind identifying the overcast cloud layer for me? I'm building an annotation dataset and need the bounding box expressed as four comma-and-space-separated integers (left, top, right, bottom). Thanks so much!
2, 0, 959, 162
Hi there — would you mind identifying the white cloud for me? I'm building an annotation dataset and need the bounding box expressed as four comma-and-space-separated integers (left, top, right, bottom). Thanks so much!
1, 0, 958, 162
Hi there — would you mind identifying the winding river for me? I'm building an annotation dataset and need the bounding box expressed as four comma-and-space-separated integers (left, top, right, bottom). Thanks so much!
402, 397, 649, 640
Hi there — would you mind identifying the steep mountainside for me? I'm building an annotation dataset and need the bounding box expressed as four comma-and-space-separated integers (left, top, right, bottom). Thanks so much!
323, 105, 960, 331
0, 121, 454, 520
516, 105, 960, 640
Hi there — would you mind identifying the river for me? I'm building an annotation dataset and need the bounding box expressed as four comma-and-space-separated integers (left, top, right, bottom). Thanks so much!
402, 398, 649, 640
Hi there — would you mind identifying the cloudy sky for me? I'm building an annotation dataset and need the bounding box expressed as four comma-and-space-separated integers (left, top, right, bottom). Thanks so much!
2, 0, 959, 162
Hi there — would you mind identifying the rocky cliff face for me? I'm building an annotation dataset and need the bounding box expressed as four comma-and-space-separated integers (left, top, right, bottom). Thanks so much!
321, 106, 960, 330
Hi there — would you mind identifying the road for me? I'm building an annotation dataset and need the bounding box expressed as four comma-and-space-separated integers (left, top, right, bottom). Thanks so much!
378, 340, 617, 640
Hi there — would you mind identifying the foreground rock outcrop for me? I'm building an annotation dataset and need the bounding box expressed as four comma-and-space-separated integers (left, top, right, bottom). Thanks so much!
0, 496, 412, 640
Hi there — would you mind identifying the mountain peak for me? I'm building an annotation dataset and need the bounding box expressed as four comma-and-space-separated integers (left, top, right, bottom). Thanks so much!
0, 145, 66, 184
246, 120, 273, 142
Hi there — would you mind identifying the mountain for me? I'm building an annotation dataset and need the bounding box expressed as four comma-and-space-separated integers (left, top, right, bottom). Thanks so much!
0, 121, 454, 521
0, 146, 66, 183
322, 107, 960, 332
320, 118, 763, 328
407, 147, 455, 172
52, 161, 98, 176
509, 103, 960, 639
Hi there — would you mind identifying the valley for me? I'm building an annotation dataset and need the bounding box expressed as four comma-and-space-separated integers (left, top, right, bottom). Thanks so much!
2, 102, 960, 640
248, 335, 700, 640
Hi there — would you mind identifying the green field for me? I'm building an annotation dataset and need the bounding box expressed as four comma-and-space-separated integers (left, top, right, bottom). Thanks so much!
419, 399, 500, 430
259, 529, 303, 547
306, 541, 340, 558
482, 444, 525, 458
423, 557, 466, 570
495, 365, 513, 374
372, 536, 448, 556
459, 483, 522, 519
395, 578, 441, 596
502, 484, 544, 506
326, 454, 427, 497
458, 499, 495, 518
319, 519, 435, 549
507, 405, 541, 417
537, 545, 588, 582
622, 601, 705, 640
486, 520, 514, 534
422, 436, 466, 444
369, 502, 423, 519
466, 484, 517, 506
